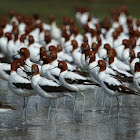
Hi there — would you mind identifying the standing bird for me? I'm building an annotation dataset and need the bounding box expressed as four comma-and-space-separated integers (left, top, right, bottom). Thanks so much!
8, 59, 36, 123
58, 61, 100, 121
133, 62, 140, 93
31, 64, 73, 122
97, 60, 139, 121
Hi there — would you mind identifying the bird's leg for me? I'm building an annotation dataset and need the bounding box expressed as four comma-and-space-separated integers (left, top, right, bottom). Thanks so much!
101, 90, 104, 106
55, 99, 58, 113
47, 99, 51, 123
25, 97, 29, 121
63, 96, 66, 108
120, 96, 123, 106
6, 83, 10, 101
116, 96, 120, 124
108, 96, 112, 120
36, 95, 40, 112
80, 92, 85, 122
72, 92, 76, 104
22, 97, 28, 124
119, 96, 124, 114
101, 91, 106, 111
95, 87, 99, 107
55, 99, 58, 120
94, 87, 97, 99
72, 92, 76, 119
22, 97, 26, 123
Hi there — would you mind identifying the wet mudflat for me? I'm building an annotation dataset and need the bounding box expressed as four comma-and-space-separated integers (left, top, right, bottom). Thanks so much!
0, 79, 140, 140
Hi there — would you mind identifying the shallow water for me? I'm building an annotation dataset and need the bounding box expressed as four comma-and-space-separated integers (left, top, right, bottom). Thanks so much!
0, 79, 140, 140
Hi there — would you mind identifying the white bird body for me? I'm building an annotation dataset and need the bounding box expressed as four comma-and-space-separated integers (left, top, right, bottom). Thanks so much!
114, 44, 125, 60
79, 12, 89, 25
31, 74, 66, 99
88, 61, 100, 82
130, 58, 139, 74
41, 64, 60, 84
122, 48, 130, 64
31, 65, 71, 99
8, 71, 35, 97
113, 57, 131, 72
0, 63, 11, 80
29, 28, 40, 42
0, 37, 8, 56
63, 40, 73, 54
17, 66, 29, 79
98, 60, 138, 96
57, 51, 73, 63
28, 43, 42, 63
42, 23, 51, 31
50, 22, 61, 41
133, 71, 140, 93
7, 40, 18, 62
72, 49, 85, 70
110, 60, 132, 77
18, 22, 26, 35
99, 71, 126, 96
45, 40, 58, 50
3, 24, 13, 33
59, 68, 97, 92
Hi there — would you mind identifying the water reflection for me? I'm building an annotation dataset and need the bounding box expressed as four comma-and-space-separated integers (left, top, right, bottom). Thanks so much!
0, 80, 140, 139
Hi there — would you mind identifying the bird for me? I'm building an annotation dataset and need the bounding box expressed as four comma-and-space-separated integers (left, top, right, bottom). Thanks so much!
49, 50, 78, 72
129, 50, 140, 74
8, 59, 36, 123
107, 50, 133, 83
87, 51, 100, 82
113, 36, 125, 60
18, 34, 28, 51
131, 38, 140, 56
62, 32, 73, 55
87, 50, 118, 108
48, 45, 73, 63
17, 57, 31, 79
97, 60, 139, 121
0, 63, 11, 81
80, 42, 90, 70
0, 28, 8, 57
19, 47, 41, 73
44, 31, 58, 50
5, 32, 19, 62
31, 64, 73, 122
49, 14, 61, 41
27, 35, 42, 64
122, 39, 131, 64
133, 62, 140, 93
56, 44, 73, 63
40, 53, 61, 84
71, 40, 85, 71
58, 61, 100, 120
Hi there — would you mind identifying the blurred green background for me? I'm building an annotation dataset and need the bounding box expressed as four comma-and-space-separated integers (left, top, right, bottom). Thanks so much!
0, 0, 140, 26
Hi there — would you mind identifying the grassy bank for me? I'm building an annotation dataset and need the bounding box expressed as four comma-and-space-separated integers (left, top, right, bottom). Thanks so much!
0, 0, 140, 26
